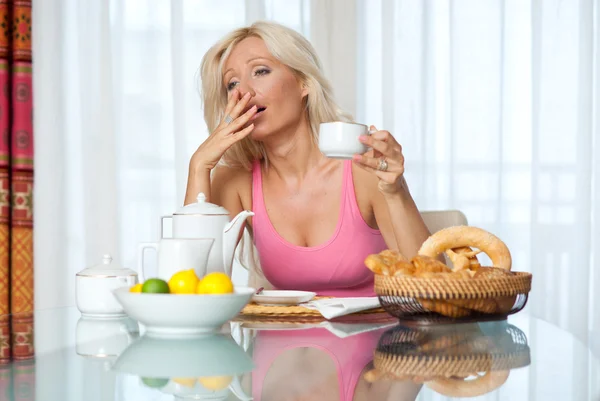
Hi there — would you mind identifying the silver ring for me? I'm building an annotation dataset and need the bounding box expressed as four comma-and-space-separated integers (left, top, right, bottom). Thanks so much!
224, 115, 233, 124
378, 158, 388, 172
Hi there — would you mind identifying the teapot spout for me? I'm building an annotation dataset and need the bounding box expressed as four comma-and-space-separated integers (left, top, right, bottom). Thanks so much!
223, 210, 254, 277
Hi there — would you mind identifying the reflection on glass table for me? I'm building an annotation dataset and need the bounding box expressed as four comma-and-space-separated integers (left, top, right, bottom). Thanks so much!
365, 320, 530, 397
0, 308, 597, 400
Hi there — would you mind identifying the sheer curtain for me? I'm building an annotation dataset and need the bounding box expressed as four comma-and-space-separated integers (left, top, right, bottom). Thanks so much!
34, 0, 597, 343
353, 0, 599, 348
33, 0, 309, 312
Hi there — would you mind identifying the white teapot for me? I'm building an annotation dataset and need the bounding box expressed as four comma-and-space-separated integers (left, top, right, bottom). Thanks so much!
161, 193, 254, 277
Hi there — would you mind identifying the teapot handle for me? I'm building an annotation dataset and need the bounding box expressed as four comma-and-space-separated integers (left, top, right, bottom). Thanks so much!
137, 242, 158, 282
160, 216, 173, 239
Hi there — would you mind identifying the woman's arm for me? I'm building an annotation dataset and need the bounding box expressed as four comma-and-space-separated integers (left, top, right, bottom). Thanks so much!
184, 162, 212, 205
352, 127, 432, 258
210, 165, 246, 214
373, 178, 431, 258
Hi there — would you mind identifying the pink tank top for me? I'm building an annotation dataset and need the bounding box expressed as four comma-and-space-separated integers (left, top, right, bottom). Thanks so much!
252, 327, 383, 401
252, 160, 388, 297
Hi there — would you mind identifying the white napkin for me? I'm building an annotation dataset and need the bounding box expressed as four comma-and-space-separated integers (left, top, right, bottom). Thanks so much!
300, 297, 381, 320
320, 321, 396, 338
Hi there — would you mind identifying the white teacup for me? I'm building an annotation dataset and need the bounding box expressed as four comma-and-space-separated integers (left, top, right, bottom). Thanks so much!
138, 238, 215, 282
318, 121, 370, 159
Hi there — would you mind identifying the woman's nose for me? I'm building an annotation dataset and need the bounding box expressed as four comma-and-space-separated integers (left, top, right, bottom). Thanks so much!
237, 83, 256, 98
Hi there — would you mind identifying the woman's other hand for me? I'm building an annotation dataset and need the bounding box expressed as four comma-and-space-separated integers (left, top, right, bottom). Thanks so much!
352, 125, 406, 195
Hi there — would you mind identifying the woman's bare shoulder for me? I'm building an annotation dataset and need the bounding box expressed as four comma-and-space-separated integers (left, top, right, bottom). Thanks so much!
212, 164, 252, 184
211, 164, 253, 211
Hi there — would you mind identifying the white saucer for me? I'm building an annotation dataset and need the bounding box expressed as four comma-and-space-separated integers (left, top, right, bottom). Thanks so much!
252, 290, 316, 306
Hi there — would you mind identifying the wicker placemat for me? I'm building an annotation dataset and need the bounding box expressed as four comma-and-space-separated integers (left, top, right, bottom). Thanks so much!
234, 312, 395, 326
234, 314, 326, 325
240, 296, 387, 318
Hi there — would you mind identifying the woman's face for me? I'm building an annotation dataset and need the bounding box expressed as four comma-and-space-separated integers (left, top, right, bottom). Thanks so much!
222, 37, 308, 140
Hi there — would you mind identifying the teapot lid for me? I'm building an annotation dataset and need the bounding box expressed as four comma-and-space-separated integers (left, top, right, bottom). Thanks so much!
174, 193, 230, 216
77, 254, 137, 277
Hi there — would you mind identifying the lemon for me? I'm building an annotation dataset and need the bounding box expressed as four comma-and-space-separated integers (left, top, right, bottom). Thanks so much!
141, 278, 170, 294
196, 272, 234, 295
171, 377, 197, 388
198, 375, 233, 391
168, 269, 200, 294
129, 283, 143, 293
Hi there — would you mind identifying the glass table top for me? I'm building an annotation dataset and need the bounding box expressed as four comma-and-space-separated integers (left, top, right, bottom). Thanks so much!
1, 308, 598, 401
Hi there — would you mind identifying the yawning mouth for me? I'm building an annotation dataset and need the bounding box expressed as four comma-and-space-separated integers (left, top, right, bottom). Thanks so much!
250, 106, 267, 121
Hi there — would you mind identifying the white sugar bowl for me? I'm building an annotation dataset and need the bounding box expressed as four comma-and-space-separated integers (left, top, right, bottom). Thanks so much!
76, 254, 138, 318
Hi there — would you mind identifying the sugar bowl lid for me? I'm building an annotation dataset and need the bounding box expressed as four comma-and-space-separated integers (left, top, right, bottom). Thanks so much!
77, 254, 137, 277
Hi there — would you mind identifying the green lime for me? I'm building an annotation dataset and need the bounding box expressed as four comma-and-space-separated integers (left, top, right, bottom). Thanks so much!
141, 377, 169, 388
141, 278, 170, 294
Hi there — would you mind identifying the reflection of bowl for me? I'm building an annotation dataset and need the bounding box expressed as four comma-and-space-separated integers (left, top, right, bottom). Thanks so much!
76, 316, 139, 359
366, 320, 530, 397
113, 334, 253, 400
112, 287, 254, 338
112, 334, 254, 378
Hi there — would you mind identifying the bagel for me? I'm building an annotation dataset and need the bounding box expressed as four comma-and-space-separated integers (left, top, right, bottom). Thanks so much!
418, 226, 512, 271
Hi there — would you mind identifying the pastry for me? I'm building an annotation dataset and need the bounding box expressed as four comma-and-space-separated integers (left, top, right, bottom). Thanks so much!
446, 246, 482, 272
417, 299, 472, 318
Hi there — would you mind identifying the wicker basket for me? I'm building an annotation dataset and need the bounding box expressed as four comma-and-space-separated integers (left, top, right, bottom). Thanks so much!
366, 322, 530, 397
374, 268, 532, 323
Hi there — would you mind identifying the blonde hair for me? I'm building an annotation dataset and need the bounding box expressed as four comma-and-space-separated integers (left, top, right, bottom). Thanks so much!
199, 20, 352, 170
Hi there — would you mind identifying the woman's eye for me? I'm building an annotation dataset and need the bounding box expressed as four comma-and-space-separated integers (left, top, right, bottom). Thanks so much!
226, 81, 238, 91
254, 68, 270, 76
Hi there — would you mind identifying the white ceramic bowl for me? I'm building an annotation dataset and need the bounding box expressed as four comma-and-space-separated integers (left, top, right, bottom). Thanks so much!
318, 121, 369, 159
112, 287, 255, 338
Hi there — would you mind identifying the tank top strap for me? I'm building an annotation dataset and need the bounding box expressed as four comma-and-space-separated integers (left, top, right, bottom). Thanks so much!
343, 159, 361, 218
343, 160, 381, 234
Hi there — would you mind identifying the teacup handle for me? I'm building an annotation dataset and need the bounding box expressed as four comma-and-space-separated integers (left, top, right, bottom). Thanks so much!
137, 242, 158, 282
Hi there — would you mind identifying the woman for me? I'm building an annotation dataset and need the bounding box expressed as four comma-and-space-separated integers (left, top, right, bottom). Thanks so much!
185, 21, 431, 295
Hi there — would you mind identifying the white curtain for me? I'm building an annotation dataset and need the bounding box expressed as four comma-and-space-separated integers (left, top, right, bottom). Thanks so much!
33, 0, 309, 311
34, 0, 597, 346
354, 0, 599, 349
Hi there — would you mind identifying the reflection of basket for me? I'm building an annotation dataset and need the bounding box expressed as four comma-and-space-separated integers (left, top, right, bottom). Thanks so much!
374, 269, 532, 323
366, 321, 531, 397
